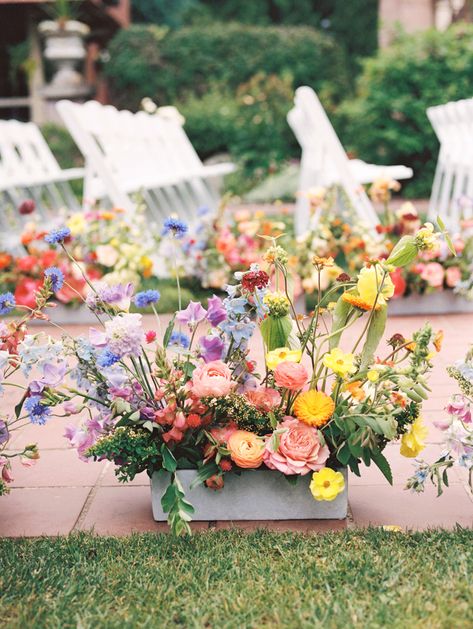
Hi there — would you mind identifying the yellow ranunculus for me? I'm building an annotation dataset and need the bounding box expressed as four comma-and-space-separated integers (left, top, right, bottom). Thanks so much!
266, 347, 301, 370
310, 468, 345, 501
357, 265, 394, 308
367, 369, 379, 383
400, 417, 428, 458
323, 348, 356, 377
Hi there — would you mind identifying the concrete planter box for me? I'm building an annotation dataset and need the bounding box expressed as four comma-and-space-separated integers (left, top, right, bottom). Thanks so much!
151, 468, 348, 521
388, 292, 473, 316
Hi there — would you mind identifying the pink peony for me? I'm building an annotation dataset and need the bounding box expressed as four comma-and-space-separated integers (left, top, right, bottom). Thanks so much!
263, 417, 330, 475
191, 360, 234, 397
420, 262, 444, 288
274, 361, 308, 391
445, 266, 461, 288
245, 387, 282, 412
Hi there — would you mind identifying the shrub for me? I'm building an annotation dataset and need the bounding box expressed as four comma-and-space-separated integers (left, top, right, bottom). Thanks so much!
41, 123, 83, 198
104, 23, 349, 109
339, 24, 473, 198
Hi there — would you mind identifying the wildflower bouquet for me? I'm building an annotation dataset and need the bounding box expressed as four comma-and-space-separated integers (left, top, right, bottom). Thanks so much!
4, 216, 447, 533
167, 205, 293, 290
407, 347, 473, 495
297, 183, 473, 303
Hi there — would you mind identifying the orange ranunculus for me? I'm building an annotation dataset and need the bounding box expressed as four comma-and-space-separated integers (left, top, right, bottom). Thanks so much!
227, 430, 265, 469
0, 253, 12, 270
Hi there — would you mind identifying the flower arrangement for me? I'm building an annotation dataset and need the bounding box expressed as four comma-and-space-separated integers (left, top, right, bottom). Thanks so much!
0, 204, 157, 309
407, 347, 473, 495
297, 184, 472, 303
167, 205, 293, 291
1, 214, 448, 534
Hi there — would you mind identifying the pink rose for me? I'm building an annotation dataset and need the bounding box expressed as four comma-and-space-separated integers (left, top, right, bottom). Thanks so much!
274, 361, 308, 391
245, 387, 282, 412
263, 417, 330, 475
420, 262, 444, 288
445, 266, 461, 288
191, 360, 234, 397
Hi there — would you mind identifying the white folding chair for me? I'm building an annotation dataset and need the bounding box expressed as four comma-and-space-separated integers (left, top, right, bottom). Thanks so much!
287, 86, 413, 236
428, 98, 473, 230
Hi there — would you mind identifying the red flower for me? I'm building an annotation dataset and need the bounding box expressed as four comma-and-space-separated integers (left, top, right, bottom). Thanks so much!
145, 330, 157, 343
0, 253, 12, 270
219, 459, 232, 472
55, 275, 86, 304
15, 277, 43, 309
241, 270, 270, 292
390, 268, 406, 298
38, 250, 58, 269
17, 256, 38, 273
18, 199, 36, 215
186, 413, 202, 428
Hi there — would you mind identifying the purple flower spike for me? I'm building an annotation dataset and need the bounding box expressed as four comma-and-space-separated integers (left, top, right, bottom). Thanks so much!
199, 335, 225, 363
176, 301, 208, 327
206, 295, 227, 327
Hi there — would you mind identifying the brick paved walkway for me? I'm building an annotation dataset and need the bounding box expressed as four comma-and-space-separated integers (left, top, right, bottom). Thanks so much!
1, 312, 473, 536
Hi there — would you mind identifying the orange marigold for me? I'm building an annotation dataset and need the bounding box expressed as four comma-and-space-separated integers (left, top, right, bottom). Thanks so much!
342, 292, 381, 312
293, 390, 335, 428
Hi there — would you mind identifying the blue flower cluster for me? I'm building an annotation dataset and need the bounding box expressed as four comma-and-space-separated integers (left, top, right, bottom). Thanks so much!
25, 395, 51, 425
134, 289, 161, 308
44, 227, 71, 245
167, 331, 190, 349
96, 349, 121, 368
0, 292, 15, 315
162, 217, 188, 239
44, 266, 65, 292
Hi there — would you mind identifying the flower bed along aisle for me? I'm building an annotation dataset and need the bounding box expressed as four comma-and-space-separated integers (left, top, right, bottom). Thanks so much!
0, 217, 445, 534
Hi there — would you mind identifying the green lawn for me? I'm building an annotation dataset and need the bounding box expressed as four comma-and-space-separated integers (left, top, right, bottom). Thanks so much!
1, 529, 472, 628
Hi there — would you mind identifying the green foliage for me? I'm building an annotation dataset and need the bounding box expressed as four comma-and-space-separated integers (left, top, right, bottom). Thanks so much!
206, 393, 277, 435
340, 24, 473, 198
41, 123, 83, 198
104, 23, 349, 109
2, 529, 473, 627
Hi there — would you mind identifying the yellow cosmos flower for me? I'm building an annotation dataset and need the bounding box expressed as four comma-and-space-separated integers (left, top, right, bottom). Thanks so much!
293, 390, 335, 427
310, 468, 345, 501
357, 266, 394, 308
323, 348, 356, 377
266, 347, 301, 370
400, 417, 428, 458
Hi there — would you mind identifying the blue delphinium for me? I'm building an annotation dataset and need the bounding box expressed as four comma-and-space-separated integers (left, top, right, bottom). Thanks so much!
25, 395, 52, 425
96, 349, 121, 368
134, 289, 161, 308
162, 217, 188, 239
44, 266, 65, 292
0, 292, 16, 315
44, 227, 71, 245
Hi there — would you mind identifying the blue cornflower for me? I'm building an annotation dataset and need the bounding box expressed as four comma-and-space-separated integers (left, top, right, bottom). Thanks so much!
134, 289, 161, 308
44, 266, 65, 292
96, 349, 121, 368
167, 331, 190, 349
44, 227, 71, 245
0, 292, 15, 315
25, 395, 51, 425
162, 217, 188, 239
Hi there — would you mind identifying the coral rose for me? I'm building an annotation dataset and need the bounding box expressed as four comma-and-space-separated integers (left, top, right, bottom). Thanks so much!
227, 430, 264, 469
191, 360, 234, 397
274, 361, 308, 391
245, 387, 281, 412
445, 266, 461, 288
264, 417, 329, 475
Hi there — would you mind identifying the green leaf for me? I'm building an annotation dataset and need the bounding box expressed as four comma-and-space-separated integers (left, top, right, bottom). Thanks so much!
437, 215, 446, 231
386, 235, 417, 267
142, 420, 155, 432
189, 461, 219, 489
163, 314, 176, 349
260, 314, 292, 352
15, 391, 27, 419
160, 482, 177, 512
336, 442, 352, 466
161, 445, 177, 473
360, 306, 387, 371
329, 295, 353, 350
371, 449, 393, 485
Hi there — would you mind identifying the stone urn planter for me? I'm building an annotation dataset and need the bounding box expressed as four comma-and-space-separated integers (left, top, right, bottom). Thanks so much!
38, 19, 90, 96
151, 468, 348, 521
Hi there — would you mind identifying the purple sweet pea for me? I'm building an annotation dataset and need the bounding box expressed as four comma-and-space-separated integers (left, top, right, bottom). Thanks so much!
199, 335, 225, 363
140, 406, 156, 420
176, 301, 208, 327
445, 396, 472, 423
0, 420, 9, 445
206, 295, 227, 327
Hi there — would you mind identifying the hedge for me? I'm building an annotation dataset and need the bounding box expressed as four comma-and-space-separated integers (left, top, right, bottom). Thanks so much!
339, 24, 473, 198
104, 22, 350, 110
